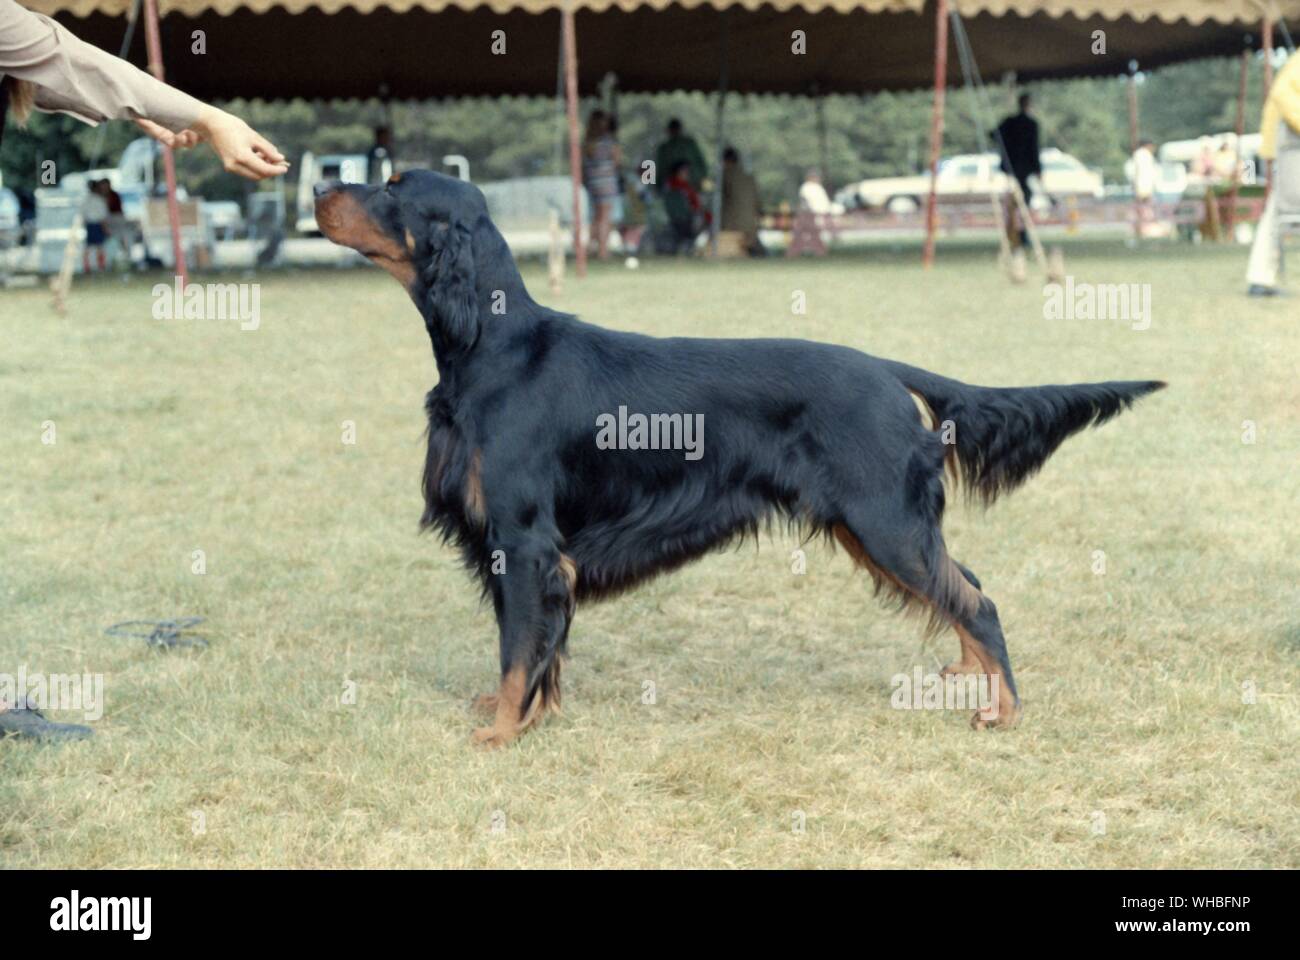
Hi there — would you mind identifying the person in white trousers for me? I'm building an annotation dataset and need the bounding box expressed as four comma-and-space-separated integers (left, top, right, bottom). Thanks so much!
1247, 54, 1300, 297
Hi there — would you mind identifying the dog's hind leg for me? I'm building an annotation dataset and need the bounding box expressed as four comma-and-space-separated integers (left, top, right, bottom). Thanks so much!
471, 535, 576, 748
832, 518, 1021, 730
939, 560, 1020, 727
950, 598, 1021, 730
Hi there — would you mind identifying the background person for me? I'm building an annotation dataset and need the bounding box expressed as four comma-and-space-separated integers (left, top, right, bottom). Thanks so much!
1247, 52, 1300, 298
1212, 141, 1239, 183
1192, 138, 1215, 180
367, 125, 394, 183
102, 178, 131, 269
1127, 138, 1158, 238
80, 177, 108, 272
582, 109, 622, 261
654, 118, 707, 193
721, 146, 763, 256
663, 159, 709, 253
993, 93, 1042, 247
797, 168, 833, 214
0, 0, 288, 179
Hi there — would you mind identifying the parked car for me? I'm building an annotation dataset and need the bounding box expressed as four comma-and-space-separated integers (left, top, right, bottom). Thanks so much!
838, 148, 1105, 213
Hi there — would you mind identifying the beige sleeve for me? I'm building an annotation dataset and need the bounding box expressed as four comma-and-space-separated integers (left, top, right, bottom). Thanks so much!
0, 0, 203, 131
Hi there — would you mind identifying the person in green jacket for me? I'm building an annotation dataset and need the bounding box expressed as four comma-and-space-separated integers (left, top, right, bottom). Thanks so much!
654, 118, 708, 194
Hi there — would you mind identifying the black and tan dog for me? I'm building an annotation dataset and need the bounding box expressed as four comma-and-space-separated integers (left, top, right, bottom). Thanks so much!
314, 171, 1163, 746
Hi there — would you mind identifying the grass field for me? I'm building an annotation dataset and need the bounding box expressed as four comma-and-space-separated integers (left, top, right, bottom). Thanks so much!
2, 240, 1298, 868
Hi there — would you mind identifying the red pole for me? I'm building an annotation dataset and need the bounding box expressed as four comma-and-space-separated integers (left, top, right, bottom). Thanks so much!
922, 0, 948, 269
1262, 16, 1275, 195
142, 0, 187, 287
562, 3, 586, 278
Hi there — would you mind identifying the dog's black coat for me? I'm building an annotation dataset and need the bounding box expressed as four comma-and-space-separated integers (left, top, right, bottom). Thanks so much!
314, 170, 1164, 736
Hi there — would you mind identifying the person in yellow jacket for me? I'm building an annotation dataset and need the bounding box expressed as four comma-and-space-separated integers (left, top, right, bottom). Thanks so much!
1247, 52, 1300, 296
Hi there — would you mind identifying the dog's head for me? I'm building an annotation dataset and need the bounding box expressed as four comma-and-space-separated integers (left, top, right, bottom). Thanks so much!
314, 170, 488, 352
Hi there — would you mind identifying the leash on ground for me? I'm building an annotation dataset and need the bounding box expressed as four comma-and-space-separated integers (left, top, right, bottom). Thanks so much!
105, 617, 209, 650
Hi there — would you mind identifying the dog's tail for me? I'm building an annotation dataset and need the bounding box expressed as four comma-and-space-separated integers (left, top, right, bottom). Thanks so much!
885, 360, 1165, 506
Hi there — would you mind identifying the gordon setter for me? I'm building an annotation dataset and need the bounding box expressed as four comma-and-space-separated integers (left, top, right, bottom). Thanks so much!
314, 171, 1164, 746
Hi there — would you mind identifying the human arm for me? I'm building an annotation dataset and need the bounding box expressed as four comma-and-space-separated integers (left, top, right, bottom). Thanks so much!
2, 0, 286, 179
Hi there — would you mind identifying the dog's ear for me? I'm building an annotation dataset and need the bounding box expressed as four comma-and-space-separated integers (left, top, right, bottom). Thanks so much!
422, 219, 478, 352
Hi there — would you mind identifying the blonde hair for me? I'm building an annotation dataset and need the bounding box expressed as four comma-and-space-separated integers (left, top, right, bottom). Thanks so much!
3, 77, 35, 126
3, 77, 36, 126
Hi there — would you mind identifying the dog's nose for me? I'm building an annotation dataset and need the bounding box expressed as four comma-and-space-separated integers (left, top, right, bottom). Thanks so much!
313, 181, 337, 199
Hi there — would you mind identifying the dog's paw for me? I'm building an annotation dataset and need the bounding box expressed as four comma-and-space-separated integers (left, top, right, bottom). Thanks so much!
470, 724, 517, 749
970, 703, 1023, 731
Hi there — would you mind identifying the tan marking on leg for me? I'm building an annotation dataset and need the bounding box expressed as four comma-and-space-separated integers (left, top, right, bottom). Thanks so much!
954, 624, 1021, 731
473, 665, 562, 719
936, 557, 982, 621
464, 449, 485, 524
942, 624, 984, 679
536, 657, 562, 715
834, 523, 1014, 727
471, 666, 532, 748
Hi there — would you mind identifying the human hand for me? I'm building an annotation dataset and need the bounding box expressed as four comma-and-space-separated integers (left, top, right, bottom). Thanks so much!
192, 106, 290, 180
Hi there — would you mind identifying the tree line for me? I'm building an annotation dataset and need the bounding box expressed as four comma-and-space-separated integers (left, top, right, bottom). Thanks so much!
0, 55, 1275, 208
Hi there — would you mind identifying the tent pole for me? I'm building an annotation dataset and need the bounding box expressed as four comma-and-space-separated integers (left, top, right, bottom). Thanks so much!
554, 25, 565, 175
1262, 15, 1275, 194
815, 89, 830, 187
562, 2, 585, 277
922, 0, 948, 269
711, 10, 729, 257
1127, 62, 1140, 240
143, 0, 187, 287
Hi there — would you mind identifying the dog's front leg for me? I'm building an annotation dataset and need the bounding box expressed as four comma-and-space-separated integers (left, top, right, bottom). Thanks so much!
471, 536, 576, 748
